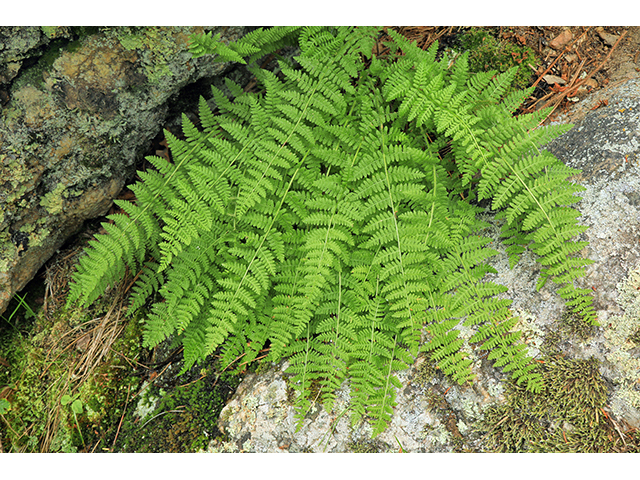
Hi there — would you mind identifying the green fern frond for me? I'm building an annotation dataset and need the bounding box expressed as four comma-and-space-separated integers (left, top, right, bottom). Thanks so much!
128, 261, 164, 314
189, 27, 304, 64
68, 26, 597, 438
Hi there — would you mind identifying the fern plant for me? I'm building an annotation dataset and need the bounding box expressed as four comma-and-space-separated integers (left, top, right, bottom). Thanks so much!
67, 26, 596, 437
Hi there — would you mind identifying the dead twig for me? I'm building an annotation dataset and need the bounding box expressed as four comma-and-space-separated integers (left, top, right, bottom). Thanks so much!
111, 383, 131, 451
528, 57, 587, 112
545, 30, 628, 117
531, 28, 591, 89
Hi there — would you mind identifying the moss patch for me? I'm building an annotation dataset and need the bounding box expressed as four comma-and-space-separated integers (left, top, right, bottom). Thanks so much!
116, 364, 241, 452
558, 308, 597, 342
479, 355, 639, 452
0, 265, 143, 452
347, 440, 382, 453
458, 28, 539, 96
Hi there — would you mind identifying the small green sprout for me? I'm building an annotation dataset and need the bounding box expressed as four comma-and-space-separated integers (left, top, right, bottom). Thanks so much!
61, 394, 85, 447
0, 397, 11, 414
1, 292, 36, 332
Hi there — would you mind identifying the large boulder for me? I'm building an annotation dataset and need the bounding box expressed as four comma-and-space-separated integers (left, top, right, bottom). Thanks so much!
206, 78, 640, 453
0, 27, 248, 314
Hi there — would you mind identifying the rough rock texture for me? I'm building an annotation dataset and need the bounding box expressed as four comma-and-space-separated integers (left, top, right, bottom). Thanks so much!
206, 78, 640, 453
0, 26, 248, 314
0, 27, 53, 89
544, 79, 640, 429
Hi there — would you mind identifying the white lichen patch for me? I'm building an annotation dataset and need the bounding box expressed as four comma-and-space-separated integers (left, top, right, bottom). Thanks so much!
602, 263, 640, 425
133, 382, 163, 422
457, 419, 470, 435
446, 386, 483, 422
485, 377, 506, 399
617, 266, 640, 319
511, 309, 545, 358
427, 422, 451, 447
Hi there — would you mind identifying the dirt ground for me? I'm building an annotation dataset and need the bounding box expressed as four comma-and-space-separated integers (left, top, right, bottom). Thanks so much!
525, 26, 640, 124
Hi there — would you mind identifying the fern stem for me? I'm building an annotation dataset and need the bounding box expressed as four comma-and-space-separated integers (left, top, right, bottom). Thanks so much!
230, 153, 307, 312
376, 103, 417, 348
373, 332, 399, 437
234, 82, 319, 219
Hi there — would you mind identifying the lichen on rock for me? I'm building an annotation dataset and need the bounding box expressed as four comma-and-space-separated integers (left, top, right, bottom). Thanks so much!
0, 26, 249, 315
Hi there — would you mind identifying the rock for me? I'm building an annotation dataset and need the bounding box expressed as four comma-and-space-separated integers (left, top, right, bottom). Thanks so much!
596, 27, 620, 47
543, 74, 566, 85
207, 78, 640, 452
549, 29, 573, 50
544, 79, 640, 430
211, 357, 505, 453
0, 27, 249, 315
0, 27, 50, 86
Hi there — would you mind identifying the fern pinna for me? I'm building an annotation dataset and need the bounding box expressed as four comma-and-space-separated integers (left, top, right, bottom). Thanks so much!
68, 26, 595, 436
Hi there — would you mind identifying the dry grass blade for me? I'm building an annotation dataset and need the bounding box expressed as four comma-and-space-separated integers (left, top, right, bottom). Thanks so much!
36, 279, 130, 452
72, 295, 125, 382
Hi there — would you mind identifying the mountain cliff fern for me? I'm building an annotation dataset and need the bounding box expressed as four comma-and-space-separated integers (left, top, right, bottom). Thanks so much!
67, 26, 596, 437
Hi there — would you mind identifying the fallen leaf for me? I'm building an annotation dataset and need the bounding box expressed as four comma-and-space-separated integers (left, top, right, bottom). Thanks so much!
543, 74, 567, 85
549, 29, 573, 50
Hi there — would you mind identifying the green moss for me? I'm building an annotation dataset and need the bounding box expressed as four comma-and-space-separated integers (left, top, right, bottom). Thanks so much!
479, 355, 640, 452
0, 278, 144, 452
413, 355, 438, 386
458, 28, 538, 96
347, 440, 382, 453
116, 363, 242, 452
539, 327, 562, 355
482, 400, 546, 453
558, 309, 596, 341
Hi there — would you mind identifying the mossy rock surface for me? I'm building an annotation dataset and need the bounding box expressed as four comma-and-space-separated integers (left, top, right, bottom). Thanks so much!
0, 26, 249, 316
